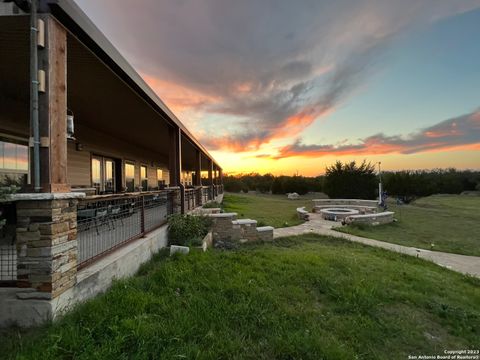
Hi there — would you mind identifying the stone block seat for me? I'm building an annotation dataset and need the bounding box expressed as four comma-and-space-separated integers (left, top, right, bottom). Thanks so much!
208, 212, 273, 245
344, 211, 395, 226
256, 226, 274, 241
296, 207, 310, 220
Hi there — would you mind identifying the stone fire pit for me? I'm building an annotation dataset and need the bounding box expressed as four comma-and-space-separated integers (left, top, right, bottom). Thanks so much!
320, 208, 359, 221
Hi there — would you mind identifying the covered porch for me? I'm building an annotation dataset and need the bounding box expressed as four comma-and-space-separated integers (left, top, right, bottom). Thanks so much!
0, 3, 223, 303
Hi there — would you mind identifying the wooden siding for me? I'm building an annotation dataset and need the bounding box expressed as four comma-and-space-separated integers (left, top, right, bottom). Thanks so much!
67, 141, 90, 186
67, 124, 170, 191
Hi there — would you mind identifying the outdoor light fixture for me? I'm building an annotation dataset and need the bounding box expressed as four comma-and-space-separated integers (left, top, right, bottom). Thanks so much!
67, 109, 75, 140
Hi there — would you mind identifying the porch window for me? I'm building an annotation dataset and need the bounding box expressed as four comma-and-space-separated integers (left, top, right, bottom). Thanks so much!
157, 168, 164, 188
0, 139, 29, 187
91, 156, 116, 194
125, 162, 135, 192
104, 159, 115, 192
91, 157, 102, 192
140, 165, 148, 191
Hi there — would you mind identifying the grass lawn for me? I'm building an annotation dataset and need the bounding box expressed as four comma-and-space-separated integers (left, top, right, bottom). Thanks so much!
222, 192, 323, 228
337, 195, 480, 257
2, 235, 479, 359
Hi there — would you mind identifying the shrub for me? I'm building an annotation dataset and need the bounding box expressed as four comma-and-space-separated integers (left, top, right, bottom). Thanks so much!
167, 214, 212, 247
0, 185, 19, 231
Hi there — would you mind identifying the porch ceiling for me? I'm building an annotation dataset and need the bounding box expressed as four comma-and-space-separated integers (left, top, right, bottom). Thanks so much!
0, 16, 29, 136
67, 33, 171, 158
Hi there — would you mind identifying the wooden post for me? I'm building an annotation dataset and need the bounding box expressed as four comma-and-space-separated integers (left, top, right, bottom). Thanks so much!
168, 126, 184, 213
169, 126, 180, 186
219, 168, 223, 193
36, 15, 69, 192
208, 159, 214, 200
195, 150, 202, 186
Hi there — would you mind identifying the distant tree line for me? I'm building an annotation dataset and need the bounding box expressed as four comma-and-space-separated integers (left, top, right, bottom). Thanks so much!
223, 164, 480, 200
223, 173, 323, 195
383, 168, 480, 200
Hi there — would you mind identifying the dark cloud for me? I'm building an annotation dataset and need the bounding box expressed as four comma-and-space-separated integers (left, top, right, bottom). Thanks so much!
76, 0, 480, 150
272, 110, 480, 159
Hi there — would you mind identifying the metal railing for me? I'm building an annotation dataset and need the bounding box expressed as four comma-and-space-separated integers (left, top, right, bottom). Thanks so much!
76, 190, 176, 269
0, 202, 17, 285
184, 188, 196, 211
195, 187, 203, 207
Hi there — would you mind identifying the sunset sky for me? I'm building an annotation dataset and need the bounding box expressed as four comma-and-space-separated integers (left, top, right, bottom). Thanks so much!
75, 0, 480, 176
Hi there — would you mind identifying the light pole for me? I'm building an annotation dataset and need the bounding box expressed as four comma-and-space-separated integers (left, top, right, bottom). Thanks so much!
378, 162, 382, 205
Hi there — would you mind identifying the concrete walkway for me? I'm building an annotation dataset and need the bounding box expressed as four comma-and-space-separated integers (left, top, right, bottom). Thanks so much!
274, 213, 480, 278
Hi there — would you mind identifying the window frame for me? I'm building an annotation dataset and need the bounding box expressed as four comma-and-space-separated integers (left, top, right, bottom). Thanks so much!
91, 154, 117, 193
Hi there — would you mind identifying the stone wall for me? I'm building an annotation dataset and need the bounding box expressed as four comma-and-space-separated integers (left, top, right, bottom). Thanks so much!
209, 213, 273, 247
15, 197, 79, 300
344, 212, 395, 226
312, 199, 378, 208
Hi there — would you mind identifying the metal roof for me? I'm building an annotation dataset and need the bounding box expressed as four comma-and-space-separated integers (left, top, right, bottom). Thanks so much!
38, 0, 221, 169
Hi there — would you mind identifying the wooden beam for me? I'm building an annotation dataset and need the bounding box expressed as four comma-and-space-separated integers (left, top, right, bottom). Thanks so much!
195, 150, 202, 186
37, 15, 69, 192
168, 126, 181, 186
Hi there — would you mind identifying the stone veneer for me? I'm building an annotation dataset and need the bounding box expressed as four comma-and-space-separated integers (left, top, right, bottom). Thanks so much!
209, 213, 273, 247
13, 193, 84, 300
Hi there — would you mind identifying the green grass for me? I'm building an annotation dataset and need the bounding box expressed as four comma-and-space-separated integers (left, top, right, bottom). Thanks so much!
337, 195, 480, 256
2, 235, 479, 359
222, 192, 322, 228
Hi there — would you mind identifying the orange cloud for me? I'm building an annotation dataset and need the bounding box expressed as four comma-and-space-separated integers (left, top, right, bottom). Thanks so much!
272, 110, 480, 159
141, 73, 220, 114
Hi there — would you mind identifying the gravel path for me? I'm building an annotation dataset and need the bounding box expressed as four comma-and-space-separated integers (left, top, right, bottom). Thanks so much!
274, 213, 480, 278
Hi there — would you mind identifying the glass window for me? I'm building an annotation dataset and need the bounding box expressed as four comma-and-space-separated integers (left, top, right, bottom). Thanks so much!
157, 168, 164, 188
104, 159, 115, 192
0, 140, 29, 187
125, 162, 135, 192
3, 142, 16, 170
91, 157, 102, 193
140, 165, 148, 191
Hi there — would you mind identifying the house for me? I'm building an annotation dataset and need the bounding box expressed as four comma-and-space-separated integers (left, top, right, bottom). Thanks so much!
0, 0, 223, 327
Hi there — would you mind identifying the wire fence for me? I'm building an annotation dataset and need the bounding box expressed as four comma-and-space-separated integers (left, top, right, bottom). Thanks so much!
77, 190, 175, 269
0, 202, 17, 285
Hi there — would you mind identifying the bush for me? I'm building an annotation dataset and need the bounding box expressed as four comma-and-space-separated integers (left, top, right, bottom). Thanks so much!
167, 214, 212, 247
0, 185, 19, 231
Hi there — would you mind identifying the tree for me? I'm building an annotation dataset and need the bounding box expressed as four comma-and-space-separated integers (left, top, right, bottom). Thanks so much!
323, 160, 377, 199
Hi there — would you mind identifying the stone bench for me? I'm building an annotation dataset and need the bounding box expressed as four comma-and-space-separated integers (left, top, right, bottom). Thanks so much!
256, 226, 274, 241
344, 211, 395, 226
313, 204, 377, 214
296, 207, 310, 221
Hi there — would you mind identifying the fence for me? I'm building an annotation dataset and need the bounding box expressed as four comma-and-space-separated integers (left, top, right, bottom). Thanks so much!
77, 190, 175, 269
0, 201, 17, 286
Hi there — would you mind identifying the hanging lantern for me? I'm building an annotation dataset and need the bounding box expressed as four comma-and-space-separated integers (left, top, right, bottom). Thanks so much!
67, 109, 75, 140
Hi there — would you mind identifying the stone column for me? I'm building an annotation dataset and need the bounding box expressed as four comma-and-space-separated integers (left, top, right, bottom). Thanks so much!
166, 187, 182, 215
14, 193, 82, 299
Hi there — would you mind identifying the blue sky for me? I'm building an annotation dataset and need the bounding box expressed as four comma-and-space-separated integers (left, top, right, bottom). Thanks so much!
304, 8, 480, 144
